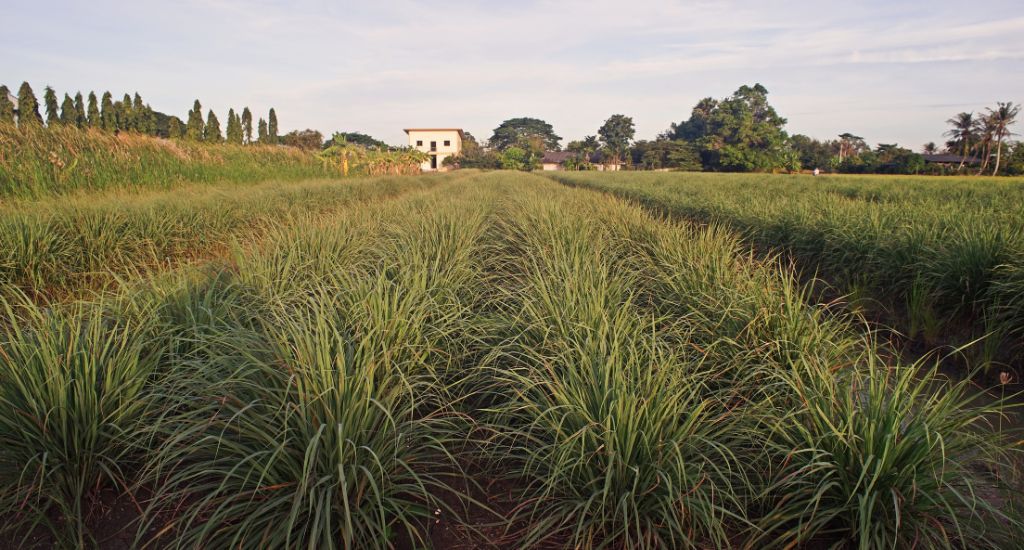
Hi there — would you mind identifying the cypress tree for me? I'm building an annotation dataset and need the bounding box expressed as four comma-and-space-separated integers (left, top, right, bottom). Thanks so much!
74, 92, 85, 127
268, 108, 278, 144
257, 118, 268, 143
17, 82, 43, 127
241, 107, 253, 144
122, 93, 134, 131
59, 93, 77, 126
87, 92, 100, 127
100, 91, 115, 131
186, 99, 204, 140
44, 86, 60, 125
0, 85, 14, 124
168, 116, 183, 138
226, 108, 243, 144
204, 110, 223, 142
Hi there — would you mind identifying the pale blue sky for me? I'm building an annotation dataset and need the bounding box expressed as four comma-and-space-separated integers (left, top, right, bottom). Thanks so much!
4, 0, 1022, 148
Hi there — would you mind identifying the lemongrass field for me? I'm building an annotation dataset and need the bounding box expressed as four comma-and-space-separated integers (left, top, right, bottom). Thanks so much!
1, 170, 1022, 549
550, 171, 1024, 373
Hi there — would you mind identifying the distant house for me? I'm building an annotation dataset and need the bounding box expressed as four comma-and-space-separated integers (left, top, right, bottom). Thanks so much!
922, 153, 980, 166
540, 151, 624, 171
404, 128, 463, 172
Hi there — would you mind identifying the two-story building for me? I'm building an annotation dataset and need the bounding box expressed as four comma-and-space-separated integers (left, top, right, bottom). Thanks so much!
404, 128, 463, 172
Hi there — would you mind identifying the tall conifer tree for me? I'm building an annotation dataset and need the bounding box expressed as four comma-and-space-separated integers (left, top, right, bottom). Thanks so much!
87, 92, 100, 127
258, 117, 268, 143
122, 93, 134, 131
268, 108, 279, 144
74, 92, 85, 127
186, 100, 204, 140
204, 110, 223, 142
17, 82, 43, 126
0, 85, 15, 124
241, 107, 253, 144
100, 91, 115, 131
168, 116, 183, 138
44, 86, 60, 125
59, 93, 77, 125
226, 108, 243, 144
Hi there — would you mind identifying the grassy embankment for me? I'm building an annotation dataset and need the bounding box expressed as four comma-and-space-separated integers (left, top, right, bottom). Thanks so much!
0, 171, 1019, 548
548, 171, 1024, 373
0, 124, 338, 199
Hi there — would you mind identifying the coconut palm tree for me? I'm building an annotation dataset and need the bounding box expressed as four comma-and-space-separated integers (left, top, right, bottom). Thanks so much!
988, 101, 1019, 176
944, 112, 976, 171
973, 115, 997, 176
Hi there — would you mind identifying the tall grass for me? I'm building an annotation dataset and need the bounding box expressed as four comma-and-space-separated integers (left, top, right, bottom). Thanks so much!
0, 170, 1019, 548
0, 124, 337, 199
0, 290, 162, 547
478, 173, 1021, 548
0, 173, 450, 299
549, 171, 1024, 370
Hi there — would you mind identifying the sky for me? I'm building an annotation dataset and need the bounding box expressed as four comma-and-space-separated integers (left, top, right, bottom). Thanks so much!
4, 0, 1023, 149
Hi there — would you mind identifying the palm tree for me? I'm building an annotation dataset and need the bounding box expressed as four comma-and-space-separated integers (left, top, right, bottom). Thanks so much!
922, 142, 938, 155
974, 115, 997, 176
944, 112, 975, 171
988, 101, 1019, 176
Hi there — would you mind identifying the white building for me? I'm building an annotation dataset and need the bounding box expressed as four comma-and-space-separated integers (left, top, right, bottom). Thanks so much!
404, 128, 463, 172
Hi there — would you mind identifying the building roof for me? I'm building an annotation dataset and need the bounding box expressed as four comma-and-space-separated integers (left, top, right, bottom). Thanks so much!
922, 153, 980, 164
404, 128, 464, 138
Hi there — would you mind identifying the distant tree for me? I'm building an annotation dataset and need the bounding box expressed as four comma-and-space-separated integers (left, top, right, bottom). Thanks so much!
204, 110, 223, 142
118, 93, 133, 131
944, 112, 976, 171
257, 117, 268, 143
225, 108, 242, 144
100, 91, 115, 131
0, 85, 15, 124
43, 86, 60, 125
489, 117, 562, 151
186, 100, 204, 140
499, 146, 530, 170
669, 84, 790, 172
241, 107, 253, 144
667, 97, 718, 141
598, 114, 635, 166
973, 115, 997, 175
268, 108, 278, 144
837, 133, 868, 163
789, 134, 836, 171
443, 132, 502, 169
87, 92, 100, 128
17, 82, 43, 127
874, 143, 924, 174
325, 132, 389, 149
922, 142, 938, 155
167, 116, 183, 138
987, 102, 1019, 176
73, 92, 85, 127
59, 93, 77, 126
280, 129, 323, 150
631, 139, 703, 171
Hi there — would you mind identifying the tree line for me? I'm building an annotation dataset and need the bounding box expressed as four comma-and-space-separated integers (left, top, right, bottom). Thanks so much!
0, 82, 282, 145
446, 84, 1022, 176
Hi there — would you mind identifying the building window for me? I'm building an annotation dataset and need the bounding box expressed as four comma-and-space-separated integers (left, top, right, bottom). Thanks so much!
430, 141, 437, 151
444, 140, 451, 146
416, 140, 423, 146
